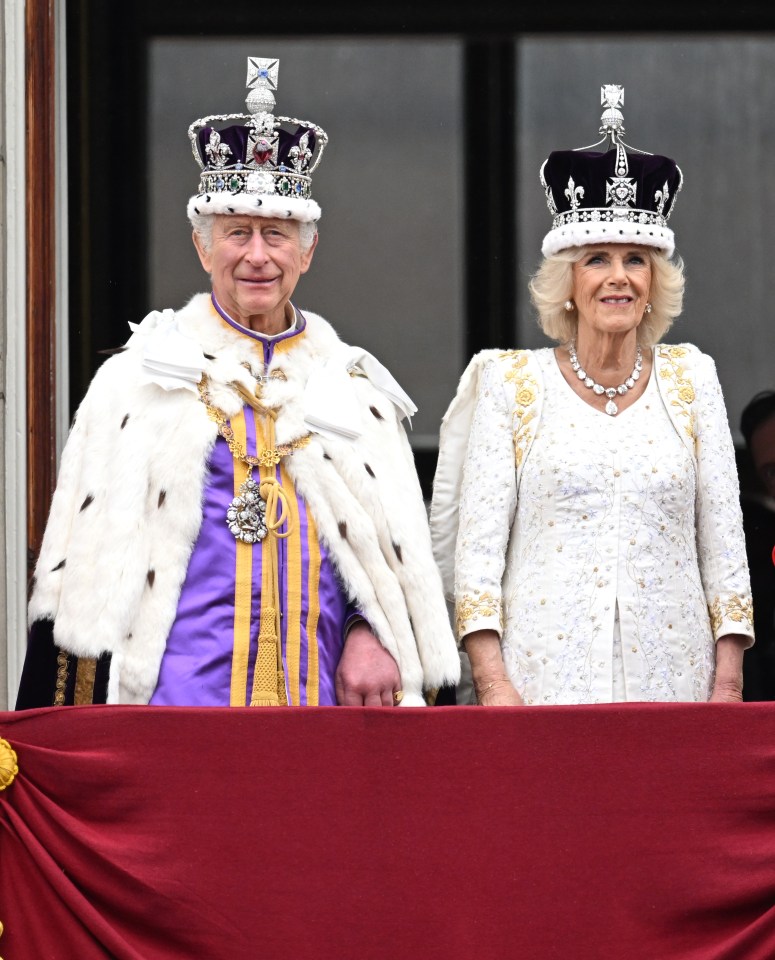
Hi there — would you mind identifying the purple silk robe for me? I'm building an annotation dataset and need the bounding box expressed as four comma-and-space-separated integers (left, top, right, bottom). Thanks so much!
151, 301, 353, 706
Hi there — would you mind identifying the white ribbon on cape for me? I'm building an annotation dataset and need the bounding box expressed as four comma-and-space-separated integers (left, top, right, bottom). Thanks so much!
127, 310, 206, 394
126, 311, 417, 438
304, 346, 417, 441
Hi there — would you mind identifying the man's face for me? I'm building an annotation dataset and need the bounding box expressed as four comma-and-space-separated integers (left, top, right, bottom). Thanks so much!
194, 215, 316, 333
750, 415, 775, 499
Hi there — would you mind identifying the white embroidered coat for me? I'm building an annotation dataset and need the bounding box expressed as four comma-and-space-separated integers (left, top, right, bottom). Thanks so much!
29, 294, 460, 706
430, 344, 754, 704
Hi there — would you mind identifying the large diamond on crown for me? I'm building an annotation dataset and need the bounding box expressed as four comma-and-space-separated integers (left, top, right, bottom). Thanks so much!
247, 171, 276, 194
606, 177, 637, 207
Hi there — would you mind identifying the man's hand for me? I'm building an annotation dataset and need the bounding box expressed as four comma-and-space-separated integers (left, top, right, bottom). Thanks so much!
335, 623, 401, 706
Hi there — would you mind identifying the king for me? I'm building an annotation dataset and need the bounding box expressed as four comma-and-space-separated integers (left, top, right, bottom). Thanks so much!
17, 57, 459, 710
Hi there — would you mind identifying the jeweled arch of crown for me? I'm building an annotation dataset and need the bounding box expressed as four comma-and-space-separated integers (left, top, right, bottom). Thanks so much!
188, 57, 328, 202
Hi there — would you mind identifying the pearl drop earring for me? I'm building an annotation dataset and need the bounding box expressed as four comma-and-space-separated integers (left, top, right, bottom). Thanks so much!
645, 302, 653, 314
564, 300, 575, 312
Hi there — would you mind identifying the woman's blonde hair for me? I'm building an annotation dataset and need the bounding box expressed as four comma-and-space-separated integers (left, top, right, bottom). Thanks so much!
528, 246, 685, 347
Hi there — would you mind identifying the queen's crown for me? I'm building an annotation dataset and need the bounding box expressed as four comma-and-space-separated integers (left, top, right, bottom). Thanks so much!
539, 85, 683, 257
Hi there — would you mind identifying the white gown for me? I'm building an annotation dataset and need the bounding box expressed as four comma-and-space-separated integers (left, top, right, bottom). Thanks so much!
452, 346, 753, 704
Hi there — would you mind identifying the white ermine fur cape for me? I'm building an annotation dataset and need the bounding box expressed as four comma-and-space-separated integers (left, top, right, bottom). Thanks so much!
29, 294, 460, 706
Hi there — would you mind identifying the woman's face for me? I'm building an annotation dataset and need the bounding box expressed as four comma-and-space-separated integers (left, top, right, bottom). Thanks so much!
570, 244, 652, 340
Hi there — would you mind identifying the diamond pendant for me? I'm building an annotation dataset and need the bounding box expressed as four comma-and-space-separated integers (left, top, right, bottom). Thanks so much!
605, 399, 619, 416
226, 474, 268, 543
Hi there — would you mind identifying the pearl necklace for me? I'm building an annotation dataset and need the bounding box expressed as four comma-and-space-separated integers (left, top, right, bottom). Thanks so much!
568, 339, 643, 417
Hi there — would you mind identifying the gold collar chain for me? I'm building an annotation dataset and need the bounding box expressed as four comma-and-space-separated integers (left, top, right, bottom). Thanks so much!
197, 374, 311, 467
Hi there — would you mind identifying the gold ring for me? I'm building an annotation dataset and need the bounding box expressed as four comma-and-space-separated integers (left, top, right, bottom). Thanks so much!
393, 690, 404, 703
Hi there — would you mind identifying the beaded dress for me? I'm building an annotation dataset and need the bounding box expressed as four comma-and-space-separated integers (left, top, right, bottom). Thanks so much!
453, 347, 753, 704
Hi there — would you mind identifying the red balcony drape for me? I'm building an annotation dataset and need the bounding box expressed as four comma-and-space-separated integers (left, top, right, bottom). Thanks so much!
1, 704, 775, 959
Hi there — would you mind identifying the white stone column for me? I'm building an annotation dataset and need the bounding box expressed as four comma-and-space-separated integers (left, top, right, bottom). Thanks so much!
2, 0, 28, 710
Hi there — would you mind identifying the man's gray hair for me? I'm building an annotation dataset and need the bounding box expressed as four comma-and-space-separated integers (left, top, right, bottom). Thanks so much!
190, 213, 317, 253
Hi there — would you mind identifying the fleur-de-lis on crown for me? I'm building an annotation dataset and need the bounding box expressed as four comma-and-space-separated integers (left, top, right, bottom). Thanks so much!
654, 181, 670, 216
205, 130, 232, 169
288, 131, 313, 173
564, 176, 584, 211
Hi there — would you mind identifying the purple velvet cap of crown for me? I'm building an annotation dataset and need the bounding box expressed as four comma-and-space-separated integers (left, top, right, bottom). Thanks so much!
541, 146, 682, 257
196, 123, 317, 171
544, 148, 680, 219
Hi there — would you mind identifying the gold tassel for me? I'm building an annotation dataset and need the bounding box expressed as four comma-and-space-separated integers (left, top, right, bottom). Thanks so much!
250, 608, 287, 706
249, 413, 292, 707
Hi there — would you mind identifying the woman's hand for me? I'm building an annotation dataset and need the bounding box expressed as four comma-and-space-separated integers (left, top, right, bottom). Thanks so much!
709, 634, 747, 702
464, 629, 524, 706
475, 677, 524, 706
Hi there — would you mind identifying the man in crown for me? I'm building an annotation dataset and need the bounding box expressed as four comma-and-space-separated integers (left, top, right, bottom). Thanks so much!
17, 57, 459, 709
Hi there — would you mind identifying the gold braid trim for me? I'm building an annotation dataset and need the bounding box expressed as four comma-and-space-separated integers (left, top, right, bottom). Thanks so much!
74, 658, 98, 706
456, 592, 502, 640
199, 375, 303, 706
501, 351, 538, 468
250, 412, 291, 707
54, 650, 69, 705
198, 375, 311, 467
656, 346, 696, 444
708, 594, 754, 636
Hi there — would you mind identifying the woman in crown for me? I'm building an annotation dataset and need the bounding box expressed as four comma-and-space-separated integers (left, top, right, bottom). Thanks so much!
431, 86, 753, 705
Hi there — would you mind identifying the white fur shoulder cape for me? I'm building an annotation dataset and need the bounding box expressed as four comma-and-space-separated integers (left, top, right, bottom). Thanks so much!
29, 294, 460, 706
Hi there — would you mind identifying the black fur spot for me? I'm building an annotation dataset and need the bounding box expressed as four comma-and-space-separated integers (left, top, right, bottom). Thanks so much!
256, 198, 263, 207
203, 353, 215, 360
147, 570, 156, 588
121, 413, 130, 429
338, 521, 347, 540
364, 463, 375, 478
158, 490, 167, 508
80, 494, 94, 512
51, 559, 66, 572
194, 206, 200, 214
370, 406, 384, 421
323, 452, 332, 461
393, 542, 403, 564
228, 206, 234, 213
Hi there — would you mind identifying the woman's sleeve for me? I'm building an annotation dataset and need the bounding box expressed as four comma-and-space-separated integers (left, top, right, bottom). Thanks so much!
454, 358, 518, 643
694, 353, 755, 645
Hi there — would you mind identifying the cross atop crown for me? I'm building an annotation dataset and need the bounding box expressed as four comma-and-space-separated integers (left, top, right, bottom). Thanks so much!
246, 57, 279, 115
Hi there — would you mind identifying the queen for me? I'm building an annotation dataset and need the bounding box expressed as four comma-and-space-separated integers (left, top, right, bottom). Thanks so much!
431, 85, 754, 705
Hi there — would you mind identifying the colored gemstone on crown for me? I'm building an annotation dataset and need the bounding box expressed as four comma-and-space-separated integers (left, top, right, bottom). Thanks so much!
253, 138, 273, 165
